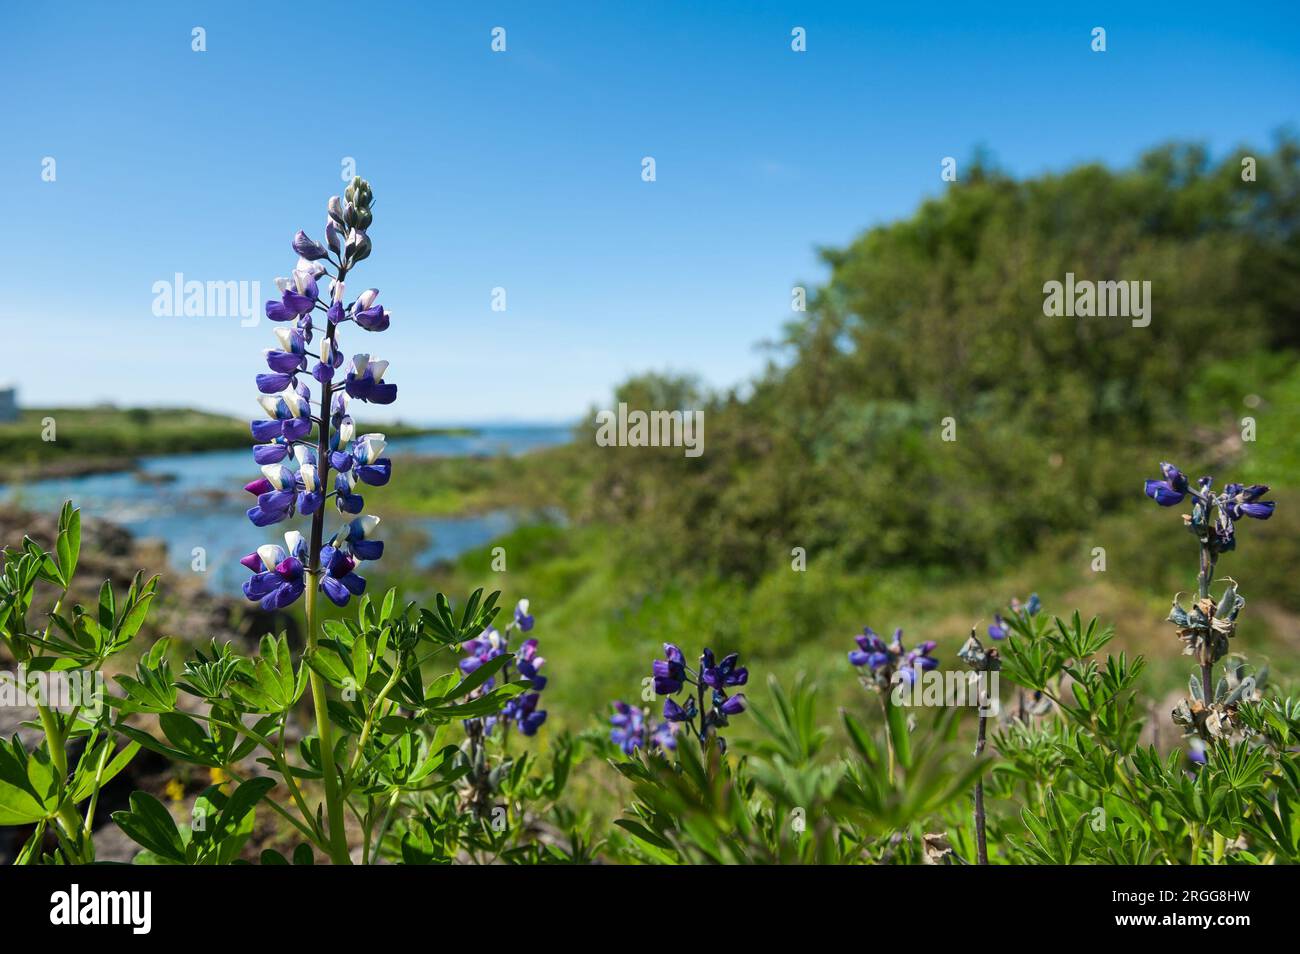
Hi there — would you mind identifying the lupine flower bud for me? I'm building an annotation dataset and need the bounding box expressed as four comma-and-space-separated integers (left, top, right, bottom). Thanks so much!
293, 230, 329, 260
346, 229, 372, 264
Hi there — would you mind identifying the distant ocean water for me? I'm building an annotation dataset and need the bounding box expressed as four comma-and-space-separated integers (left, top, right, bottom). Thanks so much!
2, 425, 572, 594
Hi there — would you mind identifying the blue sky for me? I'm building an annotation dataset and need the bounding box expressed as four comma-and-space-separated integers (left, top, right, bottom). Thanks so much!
5, 1, 1298, 424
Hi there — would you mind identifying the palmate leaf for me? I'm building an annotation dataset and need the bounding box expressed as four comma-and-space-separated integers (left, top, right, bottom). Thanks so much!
232, 634, 306, 713
30, 572, 160, 663
425, 681, 528, 720
112, 791, 187, 863
116, 778, 275, 865
110, 636, 178, 714
425, 652, 512, 705
420, 588, 502, 644
0, 735, 57, 825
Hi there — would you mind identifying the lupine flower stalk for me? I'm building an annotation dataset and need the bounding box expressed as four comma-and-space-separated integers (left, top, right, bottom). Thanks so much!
958, 628, 1001, 865
241, 178, 394, 863
459, 599, 548, 739
847, 626, 937, 783
458, 601, 547, 818
1144, 462, 1274, 743
651, 644, 748, 754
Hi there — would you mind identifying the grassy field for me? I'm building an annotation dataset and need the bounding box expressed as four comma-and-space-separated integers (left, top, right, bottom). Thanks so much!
369, 442, 1300, 740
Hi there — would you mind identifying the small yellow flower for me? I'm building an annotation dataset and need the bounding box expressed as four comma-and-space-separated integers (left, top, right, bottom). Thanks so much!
164, 779, 184, 803
209, 767, 231, 792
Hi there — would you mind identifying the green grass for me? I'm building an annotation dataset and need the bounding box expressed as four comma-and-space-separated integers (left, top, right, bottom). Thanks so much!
374, 488, 1300, 751
373, 444, 586, 517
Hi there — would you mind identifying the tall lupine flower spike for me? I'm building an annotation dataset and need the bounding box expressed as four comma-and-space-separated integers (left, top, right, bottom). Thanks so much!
651, 644, 748, 754
235, 177, 391, 865
1146, 462, 1276, 744
242, 178, 396, 612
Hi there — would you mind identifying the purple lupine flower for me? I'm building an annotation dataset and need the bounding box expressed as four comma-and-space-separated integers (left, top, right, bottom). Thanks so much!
245, 463, 298, 527
609, 701, 676, 754
312, 336, 344, 384
653, 643, 686, 694
317, 544, 367, 607
718, 693, 747, 716
460, 599, 550, 740
341, 514, 384, 561
264, 267, 319, 322
511, 692, 547, 736
900, 642, 939, 684
650, 720, 677, 750
264, 328, 307, 375
460, 626, 507, 676
515, 637, 547, 690
513, 598, 535, 631
650, 645, 749, 751
240, 531, 308, 610
850, 626, 939, 689
352, 288, 391, 332
988, 614, 1008, 640
352, 434, 391, 486
1144, 461, 1190, 506
334, 470, 365, 514
290, 446, 322, 515
253, 386, 312, 443
847, 626, 888, 667
344, 354, 398, 404
1222, 482, 1275, 521
1144, 463, 1276, 556
700, 649, 748, 689
662, 696, 694, 722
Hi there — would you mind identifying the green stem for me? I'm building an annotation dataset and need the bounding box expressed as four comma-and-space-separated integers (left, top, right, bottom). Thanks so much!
1198, 543, 1216, 705
369, 789, 400, 865
305, 580, 351, 864
184, 711, 323, 846
1212, 830, 1226, 864
974, 705, 989, 865
37, 704, 68, 780
346, 663, 403, 783
80, 737, 112, 847
220, 765, 320, 846
879, 694, 896, 786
